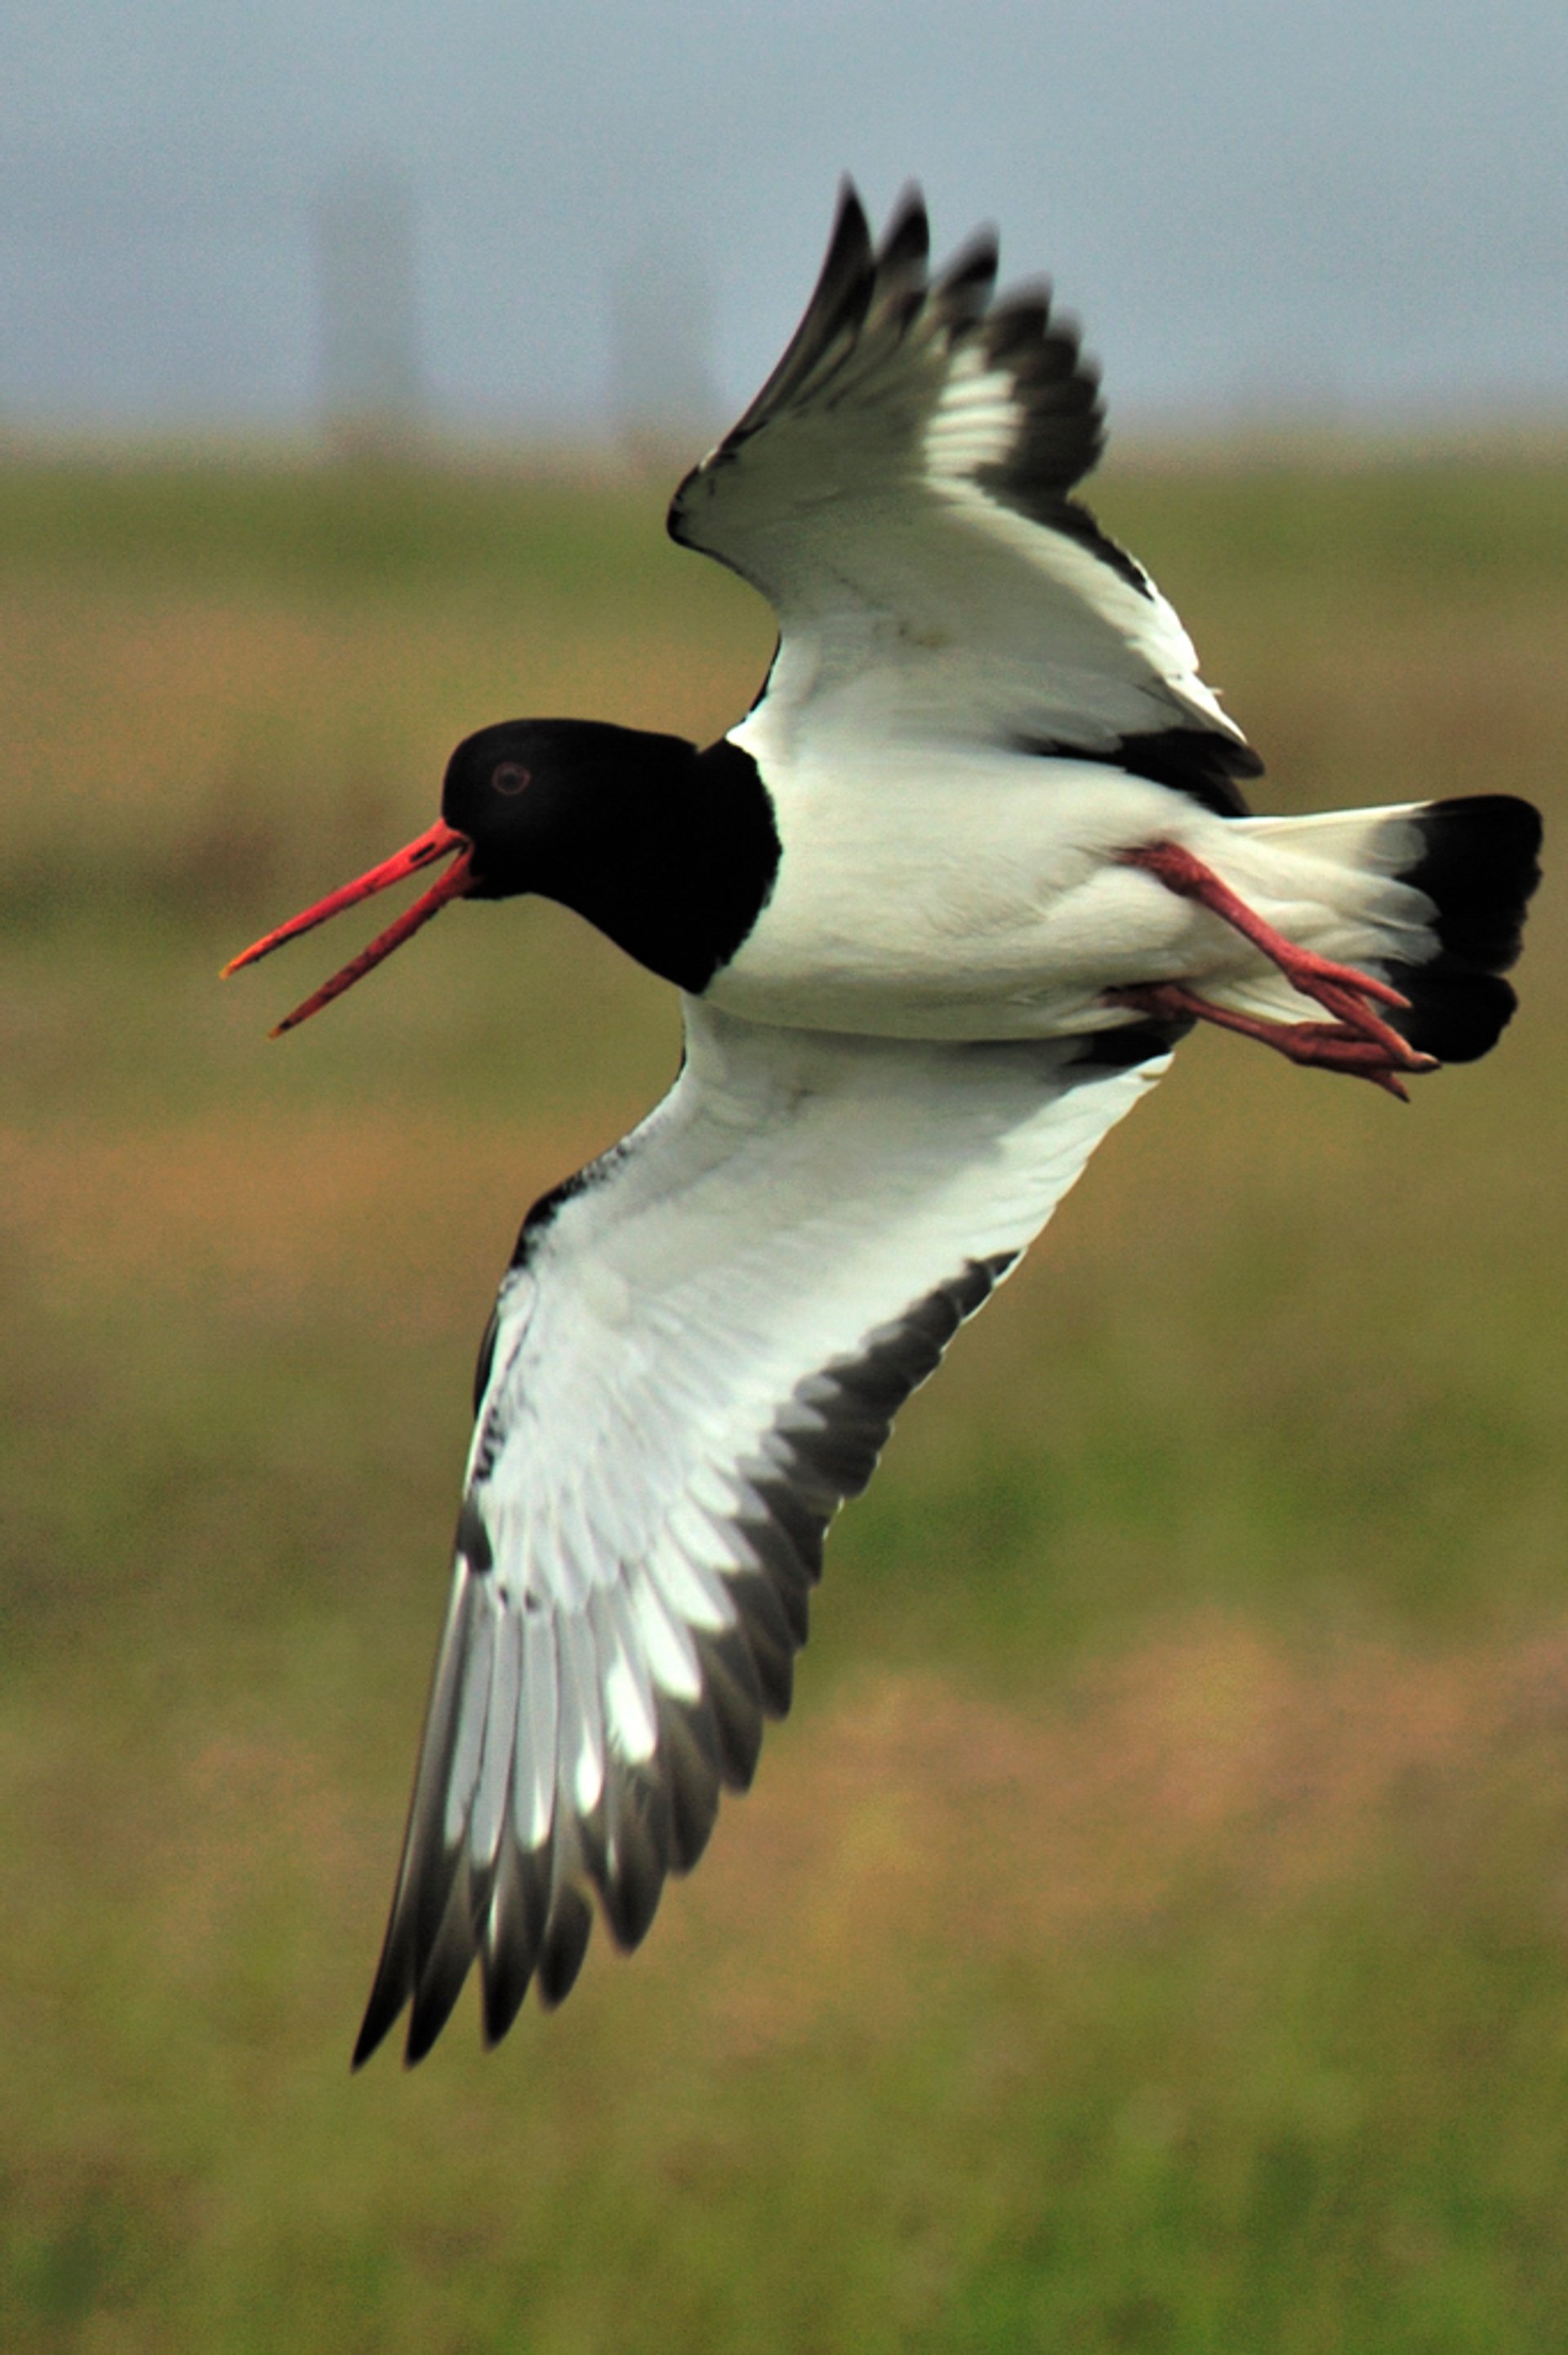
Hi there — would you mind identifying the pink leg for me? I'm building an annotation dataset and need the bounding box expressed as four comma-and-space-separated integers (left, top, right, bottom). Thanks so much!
1111, 841, 1438, 1096
1105, 982, 1422, 1099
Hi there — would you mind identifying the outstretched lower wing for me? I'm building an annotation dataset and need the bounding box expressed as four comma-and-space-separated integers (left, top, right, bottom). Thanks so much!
669, 184, 1259, 809
354, 1000, 1176, 2063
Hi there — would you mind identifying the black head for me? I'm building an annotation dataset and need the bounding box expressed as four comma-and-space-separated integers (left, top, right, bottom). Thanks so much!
225, 714, 780, 1030
439, 716, 782, 991
440, 718, 698, 902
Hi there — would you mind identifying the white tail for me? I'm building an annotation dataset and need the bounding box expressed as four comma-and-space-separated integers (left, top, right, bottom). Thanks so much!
1214, 796, 1539, 1059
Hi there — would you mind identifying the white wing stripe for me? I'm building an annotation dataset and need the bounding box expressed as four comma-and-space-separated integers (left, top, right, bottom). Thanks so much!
645, 1526, 742, 1635
443, 1586, 495, 1848
557, 1608, 606, 1819
514, 1619, 559, 1851
468, 1602, 521, 1870
593, 1586, 661, 1766
626, 1569, 706, 1702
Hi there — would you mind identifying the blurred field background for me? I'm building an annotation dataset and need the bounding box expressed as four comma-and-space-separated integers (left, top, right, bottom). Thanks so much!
2, 444, 1565, 2353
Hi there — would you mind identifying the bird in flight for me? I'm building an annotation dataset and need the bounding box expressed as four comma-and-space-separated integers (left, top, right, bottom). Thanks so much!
226, 185, 1540, 2063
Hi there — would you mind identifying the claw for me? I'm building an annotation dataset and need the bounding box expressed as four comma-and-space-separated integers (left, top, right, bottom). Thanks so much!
1106, 982, 1437, 1097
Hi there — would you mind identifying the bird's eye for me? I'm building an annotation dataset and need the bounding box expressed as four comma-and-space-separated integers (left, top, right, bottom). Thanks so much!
492, 761, 531, 796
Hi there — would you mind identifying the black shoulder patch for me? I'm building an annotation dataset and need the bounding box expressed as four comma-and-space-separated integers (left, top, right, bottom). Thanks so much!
1020, 725, 1262, 819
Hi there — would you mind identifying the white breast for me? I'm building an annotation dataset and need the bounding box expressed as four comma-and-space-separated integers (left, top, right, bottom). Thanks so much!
710, 727, 1221, 1041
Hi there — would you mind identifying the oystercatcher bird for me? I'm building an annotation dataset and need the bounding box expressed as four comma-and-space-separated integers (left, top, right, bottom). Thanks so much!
226, 185, 1540, 2063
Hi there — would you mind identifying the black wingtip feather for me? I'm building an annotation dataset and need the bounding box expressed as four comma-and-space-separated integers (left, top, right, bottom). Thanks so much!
738, 182, 875, 426
479, 1840, 549, 2046
351, 1971, 407, 2072
778, 1403, 883, 1498
694, 1626, 766, 1788
481, 1956, 532, 2051
742, 1524, 814, 1644
350, 1568, 488, 2069
404, 1876, 480, 2064
599, 1768, 672, 1952
728, 1572, 797, 1717
875, 184, 929, 273
747, 1473, 829, 1572
536, 1884, 594, 2009
358, 1240, 1051, 2054
936, 230, 998, 317
352, 1862, 424, 2068
657, 1691, 724, 1875
826, 178, 873, 273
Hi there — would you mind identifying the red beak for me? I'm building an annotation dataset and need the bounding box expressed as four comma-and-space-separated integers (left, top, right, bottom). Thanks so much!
222, 818, 474, 1036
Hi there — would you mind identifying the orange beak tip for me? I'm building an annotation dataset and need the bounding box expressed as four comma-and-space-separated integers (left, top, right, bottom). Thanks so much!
225, 820, 473, 1038
220, 938, 278, 980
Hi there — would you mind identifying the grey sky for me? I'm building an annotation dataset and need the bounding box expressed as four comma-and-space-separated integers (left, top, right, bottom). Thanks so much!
4, 0, 1566, 434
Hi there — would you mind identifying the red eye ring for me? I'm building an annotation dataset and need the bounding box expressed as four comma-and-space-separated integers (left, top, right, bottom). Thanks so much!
492, 761, 531, 795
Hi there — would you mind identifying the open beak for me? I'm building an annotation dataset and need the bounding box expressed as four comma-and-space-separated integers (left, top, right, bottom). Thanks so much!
221, 818, 474, 1036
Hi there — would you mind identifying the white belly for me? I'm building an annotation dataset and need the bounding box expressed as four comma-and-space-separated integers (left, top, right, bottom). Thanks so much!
706, 749, 1237, 1041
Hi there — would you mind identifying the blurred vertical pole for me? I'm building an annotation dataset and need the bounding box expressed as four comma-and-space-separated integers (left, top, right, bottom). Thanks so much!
314, 166, 426, 455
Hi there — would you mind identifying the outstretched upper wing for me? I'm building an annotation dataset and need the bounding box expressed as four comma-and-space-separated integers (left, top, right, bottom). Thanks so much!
670, 184, 1259, 810
354, 1001, 1176, 2064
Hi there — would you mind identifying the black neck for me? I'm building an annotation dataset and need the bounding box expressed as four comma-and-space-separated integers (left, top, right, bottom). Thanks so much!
519, 734, 781, 993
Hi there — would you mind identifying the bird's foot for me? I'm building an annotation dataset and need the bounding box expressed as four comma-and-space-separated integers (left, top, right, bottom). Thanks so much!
1115, 840, 1437, 1095
1106, 981, 1437, 1099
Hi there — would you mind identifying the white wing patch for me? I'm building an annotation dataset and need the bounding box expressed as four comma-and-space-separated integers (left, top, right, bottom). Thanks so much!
354, 999, 1175, 2062
923, 344, 1021, 476
929, 472, 1235, 741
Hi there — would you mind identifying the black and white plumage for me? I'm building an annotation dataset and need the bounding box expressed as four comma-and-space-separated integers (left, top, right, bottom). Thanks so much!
670, 183, 1256, 802
358, 1013, 1169, 2058
225, 185, 1540, 2063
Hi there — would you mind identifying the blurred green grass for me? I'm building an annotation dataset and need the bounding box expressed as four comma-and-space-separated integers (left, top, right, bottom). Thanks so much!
2, 444, 1565, 2353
